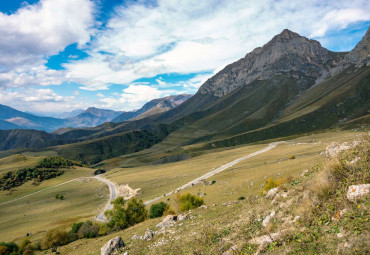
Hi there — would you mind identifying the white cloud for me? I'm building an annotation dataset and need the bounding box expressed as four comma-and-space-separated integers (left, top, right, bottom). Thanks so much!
0, 88, 82, 114
99, 84, 176, 110
0, 0, 95, 88
311, 8, 370, 37
63, 0, 370, 91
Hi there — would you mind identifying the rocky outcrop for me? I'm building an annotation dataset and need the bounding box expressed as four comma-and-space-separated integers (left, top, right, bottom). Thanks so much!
342, 26, 370, 68
156, 215, 177, 228
101, 236, 125, 255
266, 187, 279, 199
143, 229, 155, 241
347, 184, 370, 201
199, 29, 336, 97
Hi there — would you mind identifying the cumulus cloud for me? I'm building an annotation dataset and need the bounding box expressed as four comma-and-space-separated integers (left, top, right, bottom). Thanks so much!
0, 0, 95, 88
63, 0, 370, 91
0, 88, 81, 114
99, 84, 176, 110
311, 8, 370, 37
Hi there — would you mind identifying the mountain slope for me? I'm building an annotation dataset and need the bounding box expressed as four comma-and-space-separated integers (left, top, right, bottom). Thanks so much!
112, 94, 192, 122
0, 104, 65, 132
0, 28, 368, 165
65, 107, 123, 127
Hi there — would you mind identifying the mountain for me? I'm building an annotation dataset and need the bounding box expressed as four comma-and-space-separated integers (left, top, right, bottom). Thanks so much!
0, 104, 66, 132
112, 94, 192, 123
65, 107, 123, 128
0, 28, 368, 164
56, 109, 84, 119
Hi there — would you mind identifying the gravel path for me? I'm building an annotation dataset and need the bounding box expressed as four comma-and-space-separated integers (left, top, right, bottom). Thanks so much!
95, 175, 118, 222
144, 142, 282, 205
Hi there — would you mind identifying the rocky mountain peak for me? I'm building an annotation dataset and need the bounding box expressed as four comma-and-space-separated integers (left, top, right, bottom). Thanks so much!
199, 29, 334, 97
343, 26, 370, 67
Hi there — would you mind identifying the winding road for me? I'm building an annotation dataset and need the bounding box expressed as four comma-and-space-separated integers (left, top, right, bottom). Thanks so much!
143, 142, 282, 205
95, 175, 118, 221
1, 142, 281, 222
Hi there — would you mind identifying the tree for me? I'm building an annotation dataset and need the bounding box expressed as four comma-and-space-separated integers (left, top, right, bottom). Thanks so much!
149, 202, 168, 218
125, 197, 147, 225
41, 229, 69, 251
77, 221, 99, 238
178, 193, 204, 212
105, 197, 129, 229
105, 197, 148, 230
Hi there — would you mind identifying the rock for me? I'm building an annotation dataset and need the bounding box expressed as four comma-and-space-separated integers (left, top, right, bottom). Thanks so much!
197, 192, 206, 197
325, 142, 351, 159
143, 229, 155, 241
200, 205, 208, 209
262, 210, 276, 227
249, 232, 281, 245
199, 29, 335, 97
209, 180, 216, 185
223, 245, 237, 255
347, 184, 370, 201
101, 236, 125, 255
337, 233, 344, 238
156, 215, 177, 228
177, 213, 189, 221
266, 187, 279, 199
131, 234, 140, 240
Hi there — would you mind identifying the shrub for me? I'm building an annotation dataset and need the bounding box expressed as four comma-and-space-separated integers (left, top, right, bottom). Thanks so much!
69, 222, 84, 234
41, 229, 69, 251
163, 206, 176, 216
262, 177, 287, 192
77, 221, 99, 238
238, 196, 245, 200
0, 242, 18, 254
178, 193, 204, 212
105, 197, 148, 230
125, 198, 148, 226
150, 202, 168, 218
289, 155, 296, 159
36, 156, 81, 168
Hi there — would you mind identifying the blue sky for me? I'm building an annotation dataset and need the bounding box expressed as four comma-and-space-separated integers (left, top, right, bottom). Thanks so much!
0, 0, 369, 115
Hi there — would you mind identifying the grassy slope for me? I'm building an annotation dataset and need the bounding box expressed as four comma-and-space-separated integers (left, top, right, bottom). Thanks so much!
45, 130, 367, 255
0, 179, 108, 243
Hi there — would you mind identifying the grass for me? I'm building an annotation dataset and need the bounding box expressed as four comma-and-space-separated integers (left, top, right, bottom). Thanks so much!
0, 154, 41, 174
0, 178, 108, 243
0, 129, 366, 253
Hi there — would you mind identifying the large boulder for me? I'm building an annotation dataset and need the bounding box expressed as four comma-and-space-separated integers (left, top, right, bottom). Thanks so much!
143, 229, 155, 241
101, 236, 125, 255
156, 215, 177, 228
347, 184, 370, 201
266, 187, 279, 199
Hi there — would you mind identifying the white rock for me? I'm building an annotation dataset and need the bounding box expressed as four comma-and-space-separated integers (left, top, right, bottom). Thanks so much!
249, 232, 281, 245
101, 236, 125, 255
156, 215, 177, 228
143, 229, 155, 241
177, 213, 189, 221
346, 184, 370, 201
262, 210, 276, 227
325, 142, 351, 159
266, 187, 279, 199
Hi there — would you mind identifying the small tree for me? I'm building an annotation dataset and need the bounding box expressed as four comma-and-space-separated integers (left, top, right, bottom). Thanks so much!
149, 202, 168, 218
125, 197, 148, 226
105, 197, 148, 230
41, 229, 69, 251
178, 193, 204, 212
77, 221, 99, 238
105, 197, 129, 230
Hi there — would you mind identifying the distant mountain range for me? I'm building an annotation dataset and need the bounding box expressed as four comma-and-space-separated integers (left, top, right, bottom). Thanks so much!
0, 27, 368, 164
112, 94, 192, 122
0, 94, 192, 132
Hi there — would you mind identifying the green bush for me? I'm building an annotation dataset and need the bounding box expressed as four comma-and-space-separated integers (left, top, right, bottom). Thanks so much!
36, 156, 81, 168
41, 229, 69, 251
77, 221, 99, 238
149, 202, 168, 218
105, 197, 148, 230
178, 193, 204, 212
69, 222, 84, 234
0, 242, 18, 254
237, 196, 245, 200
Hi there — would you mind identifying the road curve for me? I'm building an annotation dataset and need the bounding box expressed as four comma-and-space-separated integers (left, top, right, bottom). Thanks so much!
95, 175, 117, 222
144, 142, 282, 205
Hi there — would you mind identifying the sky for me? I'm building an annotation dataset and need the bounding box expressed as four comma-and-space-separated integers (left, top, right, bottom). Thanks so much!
0, 0, 369, 116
